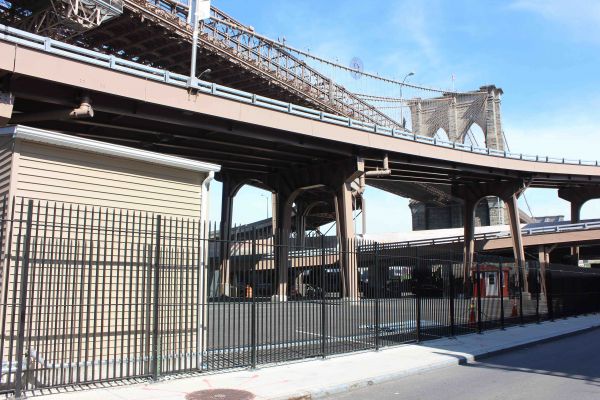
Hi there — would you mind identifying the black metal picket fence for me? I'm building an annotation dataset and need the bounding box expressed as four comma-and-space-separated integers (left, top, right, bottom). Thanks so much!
1, 197, 600, 397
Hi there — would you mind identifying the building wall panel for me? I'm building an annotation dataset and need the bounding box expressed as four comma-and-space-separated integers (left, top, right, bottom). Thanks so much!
13, 141, 204, 218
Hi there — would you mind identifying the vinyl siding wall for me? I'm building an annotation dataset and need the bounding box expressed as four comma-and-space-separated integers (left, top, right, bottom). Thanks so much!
12, 139, 205, 218
0, 138, 209, 374
0, 135, 13, 204
0, 136, 13, 291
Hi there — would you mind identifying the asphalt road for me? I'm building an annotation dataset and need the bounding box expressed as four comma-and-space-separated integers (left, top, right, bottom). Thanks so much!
325, 328, 600, 400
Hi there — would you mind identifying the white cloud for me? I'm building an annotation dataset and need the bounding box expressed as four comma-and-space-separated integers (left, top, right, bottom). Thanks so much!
389, 1, 441, 67
510, 0, 600, 43
506, 124, 600, 162
503, 92, 600, 161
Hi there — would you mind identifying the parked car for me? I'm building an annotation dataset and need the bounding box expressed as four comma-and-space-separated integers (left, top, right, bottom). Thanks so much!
411, 283, 444, 297
290, 283, 323, 299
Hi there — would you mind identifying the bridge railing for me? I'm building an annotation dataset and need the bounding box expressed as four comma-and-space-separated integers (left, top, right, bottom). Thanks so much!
366, 220, 600, 249
1, 23, 599, 168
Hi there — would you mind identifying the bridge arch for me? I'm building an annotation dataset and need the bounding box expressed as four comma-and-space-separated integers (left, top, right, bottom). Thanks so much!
434, 128, 450, 143
464, 122, 487, 149
580, 199, 600, 221
230, 184, 274, 225
230, 178, 276, 198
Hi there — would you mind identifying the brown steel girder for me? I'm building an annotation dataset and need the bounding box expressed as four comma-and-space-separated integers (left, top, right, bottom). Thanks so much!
5, 66, 600, 194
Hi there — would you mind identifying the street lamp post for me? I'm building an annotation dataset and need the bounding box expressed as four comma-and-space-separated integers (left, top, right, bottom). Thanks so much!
399, 72, 415, 129
260, 194, 270, 219
189, 1, 212, 85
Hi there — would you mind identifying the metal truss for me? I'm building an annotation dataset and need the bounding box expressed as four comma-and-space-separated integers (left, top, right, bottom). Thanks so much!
134, 0, 403, 130
15, 0, 122, 39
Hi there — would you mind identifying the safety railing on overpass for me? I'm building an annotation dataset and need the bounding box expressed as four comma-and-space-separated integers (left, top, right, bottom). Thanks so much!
374, 220, 600, 248
1, 24, 599, 167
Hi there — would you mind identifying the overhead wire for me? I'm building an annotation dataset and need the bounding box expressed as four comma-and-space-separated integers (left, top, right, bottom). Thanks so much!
501, 129, 535, 218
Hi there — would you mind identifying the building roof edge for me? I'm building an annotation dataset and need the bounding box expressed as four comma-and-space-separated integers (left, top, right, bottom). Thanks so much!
0, 125, 221, 174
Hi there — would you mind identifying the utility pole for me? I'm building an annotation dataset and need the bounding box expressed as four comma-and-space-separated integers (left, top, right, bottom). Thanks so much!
189, 0, 212, 86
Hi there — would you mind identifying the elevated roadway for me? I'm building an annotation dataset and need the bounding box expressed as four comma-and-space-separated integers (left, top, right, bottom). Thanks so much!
2, 25, 600, 295
366, 220, 600, 263
1, 26, 599, 187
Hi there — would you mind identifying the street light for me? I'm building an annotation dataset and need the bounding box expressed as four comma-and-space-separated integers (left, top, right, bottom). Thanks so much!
400, 72, 415, 129
260, 193, 270, 219
189, 0, 212, 85
198, 68, 212, 80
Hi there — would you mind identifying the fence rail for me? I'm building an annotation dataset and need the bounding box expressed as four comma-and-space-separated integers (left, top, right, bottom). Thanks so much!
0, 197, 599, 397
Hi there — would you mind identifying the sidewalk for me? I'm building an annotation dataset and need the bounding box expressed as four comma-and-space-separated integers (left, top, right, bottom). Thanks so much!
34, 315, 600, 400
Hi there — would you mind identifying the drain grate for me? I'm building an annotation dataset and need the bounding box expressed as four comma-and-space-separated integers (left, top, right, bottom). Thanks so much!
186, 389, 256, 400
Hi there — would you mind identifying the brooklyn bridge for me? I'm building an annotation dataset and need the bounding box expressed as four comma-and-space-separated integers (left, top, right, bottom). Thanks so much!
0, 0, 599, 397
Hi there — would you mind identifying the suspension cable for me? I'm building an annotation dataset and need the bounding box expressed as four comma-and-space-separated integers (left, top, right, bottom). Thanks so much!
502, 129, 535, 218
209, 16, 469, 95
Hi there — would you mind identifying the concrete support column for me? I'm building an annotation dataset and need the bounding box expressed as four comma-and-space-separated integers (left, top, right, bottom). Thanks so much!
570, 200, 583, 261
463, 196, 476, 283
274, 190, 293, 301
296, 202, 307, 248
219, 178, 235, 296
361, 195, 367, 235
506, 194, 527, 292
538, 245, 552, 296
454, 180, 527, 288
336, 180, 359, 299
271, 193, 278, 234
263, 157, 364, 300
559, 187, 600, 265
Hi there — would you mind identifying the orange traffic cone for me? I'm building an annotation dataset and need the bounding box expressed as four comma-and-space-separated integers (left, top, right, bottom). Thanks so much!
468, 299, 476, 327
511, 299, 518, 317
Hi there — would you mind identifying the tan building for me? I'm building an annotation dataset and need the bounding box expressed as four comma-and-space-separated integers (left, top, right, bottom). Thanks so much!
0, 124, 220, 218
0, 125, 220, 384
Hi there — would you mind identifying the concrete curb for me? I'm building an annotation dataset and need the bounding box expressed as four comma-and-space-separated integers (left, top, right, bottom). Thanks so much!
271, 319, 600, 400
469, 320, 600, 363
273, 357, 462, 400
29, 315, 600, 400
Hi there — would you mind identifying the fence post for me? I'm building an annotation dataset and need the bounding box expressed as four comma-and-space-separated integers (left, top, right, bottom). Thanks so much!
498, 258, 505, 330
415, 249, 422, 343
449, 262, 455, 337
546, 268, 554, 321
152, 215, 162, 380
535, 264, 540, 323
320, 235, 327, 358
476, 262, 482, 334
250, 228, 257, 369
374, 243, 380, 350
14, 200, 34, 399
518, 262, 524, 326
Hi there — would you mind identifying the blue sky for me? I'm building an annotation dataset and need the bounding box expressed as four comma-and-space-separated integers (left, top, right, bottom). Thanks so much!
208, 0, 600, 231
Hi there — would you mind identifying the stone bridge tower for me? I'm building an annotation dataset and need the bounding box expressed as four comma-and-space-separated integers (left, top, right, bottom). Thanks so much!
407, 85, 510, 230
408, 85, 504, 150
